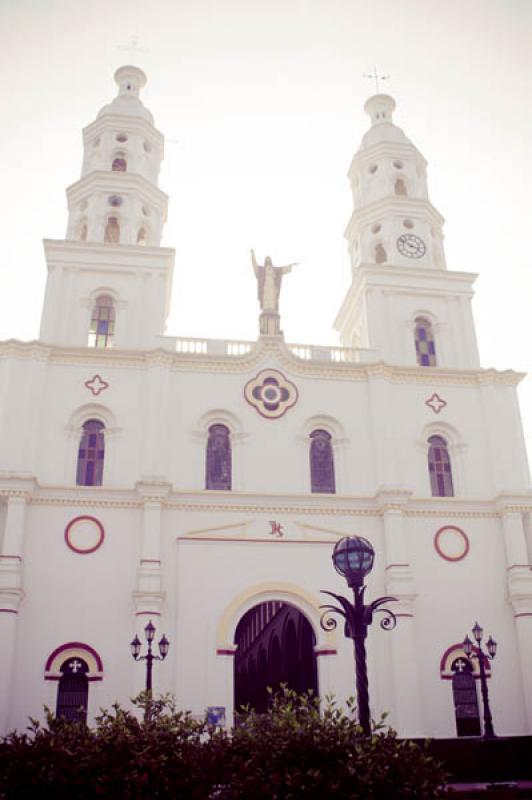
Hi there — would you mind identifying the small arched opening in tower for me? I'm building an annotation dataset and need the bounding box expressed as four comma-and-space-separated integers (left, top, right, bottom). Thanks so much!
375, 243, 387, 264
395, 177, 408, 196
112, 154, 127, 172
104, 217, 120, 244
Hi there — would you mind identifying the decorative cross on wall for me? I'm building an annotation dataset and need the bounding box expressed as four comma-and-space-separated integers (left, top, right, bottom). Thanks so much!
85, 375, 109, 396
68, 659, 83, 674
425, 393, 447, 414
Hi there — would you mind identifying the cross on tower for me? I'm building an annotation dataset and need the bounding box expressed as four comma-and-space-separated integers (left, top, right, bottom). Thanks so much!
363, 66, 390, 95
118, 36, 149, 65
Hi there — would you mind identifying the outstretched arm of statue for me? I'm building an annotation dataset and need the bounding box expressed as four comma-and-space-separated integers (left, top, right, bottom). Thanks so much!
250, 249, 259, 277
280, 262, 298, 274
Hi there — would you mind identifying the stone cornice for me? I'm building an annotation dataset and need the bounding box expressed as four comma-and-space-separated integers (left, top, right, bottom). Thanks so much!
0, 479, 529, 516
348, 139, 428, 174
83, 114, 164, 148
345, 196, 444, 236
43, 239, 175, 272
0, 336, 524, 386
66, 170, 168, 210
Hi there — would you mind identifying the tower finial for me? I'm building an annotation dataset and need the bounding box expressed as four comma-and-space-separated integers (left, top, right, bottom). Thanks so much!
113, 65, 147, 98
363, 66, 390, 95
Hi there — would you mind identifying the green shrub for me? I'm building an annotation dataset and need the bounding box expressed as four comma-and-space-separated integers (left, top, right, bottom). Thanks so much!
0, 690, 446, 799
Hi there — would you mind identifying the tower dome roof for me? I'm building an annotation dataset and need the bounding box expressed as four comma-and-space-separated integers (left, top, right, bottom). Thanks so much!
359, 94, 412, 149
97, 65, 153, 123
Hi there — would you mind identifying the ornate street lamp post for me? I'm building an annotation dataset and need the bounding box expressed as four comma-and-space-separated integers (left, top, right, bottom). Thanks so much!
320, 536, 396, 736
462, 621, 497, 739
130, 620, 170, 721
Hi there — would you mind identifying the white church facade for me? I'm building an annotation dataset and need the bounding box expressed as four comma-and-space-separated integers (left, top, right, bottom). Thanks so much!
1, 65, 531, 739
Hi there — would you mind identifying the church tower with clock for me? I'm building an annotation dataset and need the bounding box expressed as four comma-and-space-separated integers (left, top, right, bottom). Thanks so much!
0, 67, 531, 743
336, 93, 480, 372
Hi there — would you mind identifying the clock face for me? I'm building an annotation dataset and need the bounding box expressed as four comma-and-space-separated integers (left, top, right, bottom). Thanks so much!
397, 233, 426, 259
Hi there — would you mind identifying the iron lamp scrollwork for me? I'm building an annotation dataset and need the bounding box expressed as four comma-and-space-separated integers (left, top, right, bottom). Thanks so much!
321, 536, 397, 736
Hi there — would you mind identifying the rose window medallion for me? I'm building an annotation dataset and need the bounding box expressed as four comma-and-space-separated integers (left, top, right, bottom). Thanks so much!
244, 369, 298, 419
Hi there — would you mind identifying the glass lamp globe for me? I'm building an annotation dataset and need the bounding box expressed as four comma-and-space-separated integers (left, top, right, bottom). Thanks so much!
332, 536, 375, 587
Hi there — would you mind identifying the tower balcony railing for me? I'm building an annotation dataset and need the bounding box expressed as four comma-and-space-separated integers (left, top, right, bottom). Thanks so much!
157, 335, 377, 363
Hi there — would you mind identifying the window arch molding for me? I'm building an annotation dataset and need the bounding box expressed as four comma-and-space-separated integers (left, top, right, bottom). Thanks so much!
216, 582, 335, 655
417, 422, 466, 496
297, 416, 347, 494
193, 410, 246, 492
44, 642, 103, 724
45, 641, 104, 680
439, 642, 491, 681
65, 404, 121, 487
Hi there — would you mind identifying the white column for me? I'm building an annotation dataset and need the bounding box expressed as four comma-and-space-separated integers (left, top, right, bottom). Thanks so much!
315, 646, 338, 699
379, 497, 423, 737
500, 508, 532, 732
132, 484, 169, 700
0, 493, 29, 734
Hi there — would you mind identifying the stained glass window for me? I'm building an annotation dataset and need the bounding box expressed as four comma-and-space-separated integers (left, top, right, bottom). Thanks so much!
56, 658, 89, 722
415, 317, 437, 366
88, 295, 115, 348
77, 420, 105, 487
428, 435, 454, 497
310, 429, 335, 494
206, 424, 231, 490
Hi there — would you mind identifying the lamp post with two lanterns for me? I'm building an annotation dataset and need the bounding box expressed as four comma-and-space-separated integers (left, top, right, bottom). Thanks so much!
462, 621, 497, 739
320, 535, 397, 736
130, 620, 170, 721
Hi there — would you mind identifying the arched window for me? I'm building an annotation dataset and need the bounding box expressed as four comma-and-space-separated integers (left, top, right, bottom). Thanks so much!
112, 154, 127, 172
79, 221, 88, 242
88, 295, 115, 348
395, 178, 408, 196
104, 216, 120, 244
451, 657, 481, 737
56, 657, 89, 722
77, 420, 105, 486
205, 424, 231, 490
375, 243, 387, 264
136, 227, 147, 246
310, 429, 335, 494
428, 435, 454, 497
415, 317, 437, 366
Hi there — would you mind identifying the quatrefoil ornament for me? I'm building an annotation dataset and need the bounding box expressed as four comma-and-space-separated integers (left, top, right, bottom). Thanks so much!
244, 369, 298, 419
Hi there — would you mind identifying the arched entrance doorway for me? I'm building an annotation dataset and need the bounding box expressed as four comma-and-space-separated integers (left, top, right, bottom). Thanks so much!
234, 601, 318, 712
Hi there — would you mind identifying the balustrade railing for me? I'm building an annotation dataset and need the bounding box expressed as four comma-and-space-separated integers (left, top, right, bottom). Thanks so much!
157, 335, 375, 363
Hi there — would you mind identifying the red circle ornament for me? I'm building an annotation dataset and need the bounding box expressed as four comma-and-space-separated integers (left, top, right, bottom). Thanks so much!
434, 525, 470, 562
64, 516, 105, 555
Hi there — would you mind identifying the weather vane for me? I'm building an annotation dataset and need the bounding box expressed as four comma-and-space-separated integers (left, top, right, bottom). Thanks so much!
118, 36, 149, 65
363, 66, 390, 94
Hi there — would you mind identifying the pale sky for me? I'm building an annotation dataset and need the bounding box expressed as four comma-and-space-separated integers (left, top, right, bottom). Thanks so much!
1, 0, 531, 472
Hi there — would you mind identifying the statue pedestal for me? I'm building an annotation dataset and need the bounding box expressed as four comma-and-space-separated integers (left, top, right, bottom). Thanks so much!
259, 312, 282, 336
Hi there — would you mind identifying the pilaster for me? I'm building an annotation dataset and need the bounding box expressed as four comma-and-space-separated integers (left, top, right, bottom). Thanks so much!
498, 503, 532, 732
377, 490, 423, 736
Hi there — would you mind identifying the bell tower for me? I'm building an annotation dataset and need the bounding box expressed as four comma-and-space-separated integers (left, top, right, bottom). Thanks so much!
335, 94, 480, 369
39, 66, 174, 349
